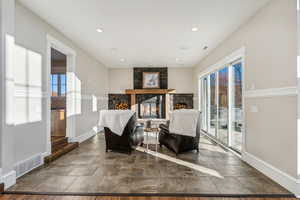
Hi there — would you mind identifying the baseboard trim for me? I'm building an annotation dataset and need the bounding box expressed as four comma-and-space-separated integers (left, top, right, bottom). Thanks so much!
70, 129, 99, 143
1, 170, 16, 190
41, 152, 50, 160
14, 154, 44, 178
242, 151, 300, 196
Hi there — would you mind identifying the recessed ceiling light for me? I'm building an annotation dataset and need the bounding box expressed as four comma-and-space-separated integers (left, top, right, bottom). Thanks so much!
192, 27, 199, 32
120, 58, 125, 62
96, 28, 103, 33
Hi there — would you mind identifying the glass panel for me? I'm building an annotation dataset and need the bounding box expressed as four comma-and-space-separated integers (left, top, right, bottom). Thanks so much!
199, 59, 243, 153
218, 67, 229, 144
60, 74, 66, 96
201, 77, 208, 131
231, 62, 243, 151
209, 73, 217, 137
51, 74, 58, 96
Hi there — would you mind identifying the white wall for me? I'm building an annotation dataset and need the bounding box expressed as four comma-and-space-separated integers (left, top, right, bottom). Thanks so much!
108, 68, 133, 93
108, 67, 194, 93
168, 68, 194, 93
14, 2, 109, 164
0, 0, 16, 178
194, 0, 297, 180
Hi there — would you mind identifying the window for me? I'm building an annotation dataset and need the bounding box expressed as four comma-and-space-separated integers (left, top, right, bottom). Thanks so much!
218, 67, 229, 145
92, 95, 98, 112
200, 59, 243, 152
201, 77, 208, 132
51, 74, 66, 97
209, 73, 217, 137
60, 74, 66, 96
231, 62, 243, 151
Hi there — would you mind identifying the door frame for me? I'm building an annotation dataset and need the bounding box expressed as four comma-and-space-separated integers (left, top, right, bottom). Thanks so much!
45, 35, 77, 156
198, 47, 246, 153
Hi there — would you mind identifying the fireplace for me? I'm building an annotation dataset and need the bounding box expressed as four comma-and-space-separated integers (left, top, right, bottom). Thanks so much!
174, 103, 188, 110
136, 94, 166, 119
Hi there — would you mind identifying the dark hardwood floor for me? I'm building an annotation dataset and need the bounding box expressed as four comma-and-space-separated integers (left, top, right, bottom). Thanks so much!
0, 195, 298, 200
6, 134, 293, 195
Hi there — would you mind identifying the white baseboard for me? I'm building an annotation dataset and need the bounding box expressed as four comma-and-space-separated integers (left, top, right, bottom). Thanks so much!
14, 154, 44, 178
242, 151, 300, 196
70, 129, 100, 143
41, 152, 50, 159
0, 170, 16, 189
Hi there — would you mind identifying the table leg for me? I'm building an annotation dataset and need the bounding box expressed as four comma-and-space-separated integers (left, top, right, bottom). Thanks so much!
146, 132, 149, 152
156, 132, 158, 153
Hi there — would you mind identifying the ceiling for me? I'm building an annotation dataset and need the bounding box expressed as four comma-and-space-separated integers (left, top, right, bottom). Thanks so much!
18, 0, 270, 68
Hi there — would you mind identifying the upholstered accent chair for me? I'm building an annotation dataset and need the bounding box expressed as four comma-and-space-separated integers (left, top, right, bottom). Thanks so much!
104, 113, 144, 154
158, 113, 201, 155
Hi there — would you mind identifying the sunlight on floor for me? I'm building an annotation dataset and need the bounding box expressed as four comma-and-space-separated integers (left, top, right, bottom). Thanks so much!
136, 146, 224, 179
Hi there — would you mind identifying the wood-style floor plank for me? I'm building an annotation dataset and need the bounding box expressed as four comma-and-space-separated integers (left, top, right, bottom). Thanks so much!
0, 195, 299, 200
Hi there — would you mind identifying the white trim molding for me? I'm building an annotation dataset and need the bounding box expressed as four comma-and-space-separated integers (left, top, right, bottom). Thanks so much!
14, 154, 44, 178
242, 151, 300, 197
46, 34, 77, 156
46, 35, 76, 56
198, 47, 246, 78
0, 170, 16, 189
198, 46, 247, 152
70, 127, 102, 143
245, 87, 297, 98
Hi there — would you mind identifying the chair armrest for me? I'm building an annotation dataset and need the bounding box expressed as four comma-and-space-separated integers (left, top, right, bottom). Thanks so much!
159, 124, 169, 133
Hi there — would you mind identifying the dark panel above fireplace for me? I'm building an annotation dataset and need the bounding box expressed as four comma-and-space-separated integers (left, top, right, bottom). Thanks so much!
134, 67, 168, 89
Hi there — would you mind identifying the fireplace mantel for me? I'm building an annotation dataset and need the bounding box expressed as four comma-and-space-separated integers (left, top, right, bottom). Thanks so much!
126, 89, 175, 119
125, 89, 176, 95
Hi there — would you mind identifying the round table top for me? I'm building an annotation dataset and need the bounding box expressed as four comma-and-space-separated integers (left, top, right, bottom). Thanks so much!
144, 127, 159, 132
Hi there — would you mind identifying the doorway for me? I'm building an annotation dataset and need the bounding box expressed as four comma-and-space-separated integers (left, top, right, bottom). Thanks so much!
200, 55, 244, 153
45, 35, 78, 160
50, 48, 67, 144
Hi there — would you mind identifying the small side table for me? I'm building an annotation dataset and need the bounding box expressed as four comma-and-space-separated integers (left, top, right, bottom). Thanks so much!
144, 127, 160, 153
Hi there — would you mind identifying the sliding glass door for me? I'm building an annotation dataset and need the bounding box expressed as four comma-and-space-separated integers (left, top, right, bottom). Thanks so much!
218, 67, 229, 145
231, 62, 243, 151
209, 73, 217, 137
201, 77, 208, 132
200, 59, 243, 152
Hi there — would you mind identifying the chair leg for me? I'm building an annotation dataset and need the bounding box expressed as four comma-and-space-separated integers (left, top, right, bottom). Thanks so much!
196, 148, 199, 153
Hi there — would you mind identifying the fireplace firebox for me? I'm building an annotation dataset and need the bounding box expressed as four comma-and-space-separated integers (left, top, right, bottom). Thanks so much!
136, 94, 166, 119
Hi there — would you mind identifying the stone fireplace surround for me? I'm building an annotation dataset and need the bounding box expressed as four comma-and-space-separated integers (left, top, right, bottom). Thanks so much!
108, 67, 194, 119
108, 92, 194, 119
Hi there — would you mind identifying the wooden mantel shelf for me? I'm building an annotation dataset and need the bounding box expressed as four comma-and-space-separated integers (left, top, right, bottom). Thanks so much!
125, 89, 176, 95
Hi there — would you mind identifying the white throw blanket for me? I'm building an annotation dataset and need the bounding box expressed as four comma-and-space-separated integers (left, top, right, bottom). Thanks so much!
169, 109, 200, 137
98, 110, 135, 136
